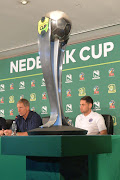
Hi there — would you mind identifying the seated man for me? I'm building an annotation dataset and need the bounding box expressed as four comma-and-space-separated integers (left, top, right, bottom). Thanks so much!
75, 96, 107, 135
2, 98, 42, 136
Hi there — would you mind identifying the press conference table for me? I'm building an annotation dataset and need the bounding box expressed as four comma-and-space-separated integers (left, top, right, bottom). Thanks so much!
0, 135, 119, 180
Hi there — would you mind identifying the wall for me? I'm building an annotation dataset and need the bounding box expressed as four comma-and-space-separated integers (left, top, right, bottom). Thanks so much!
0, 34, 119, 133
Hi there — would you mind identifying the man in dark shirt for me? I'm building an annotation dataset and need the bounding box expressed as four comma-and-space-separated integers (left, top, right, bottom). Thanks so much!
3, 99, 42, 136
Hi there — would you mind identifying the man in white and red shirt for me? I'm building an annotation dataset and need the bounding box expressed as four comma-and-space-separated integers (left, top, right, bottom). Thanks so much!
75, 96, 107, 135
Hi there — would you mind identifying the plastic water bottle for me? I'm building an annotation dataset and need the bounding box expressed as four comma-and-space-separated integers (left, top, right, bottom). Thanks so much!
12, 121, 17, 136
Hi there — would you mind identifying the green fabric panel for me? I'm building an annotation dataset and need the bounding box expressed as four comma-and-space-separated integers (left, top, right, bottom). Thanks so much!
89, 135, 120, 180
0, 155, 26, 180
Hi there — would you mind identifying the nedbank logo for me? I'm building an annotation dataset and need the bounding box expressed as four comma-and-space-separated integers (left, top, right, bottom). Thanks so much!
65, 104, 73, 113
19, 81, 25, 89
0, 109, 5, 117
65, 74, 72, 83
0, 84, 5, 92
41, 106, 48, 114
93, 101, 101, 111
41, 78, 46, 86
92, 70, 100, 80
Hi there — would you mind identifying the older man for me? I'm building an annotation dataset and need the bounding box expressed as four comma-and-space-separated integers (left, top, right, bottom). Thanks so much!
3, 99, 42, 136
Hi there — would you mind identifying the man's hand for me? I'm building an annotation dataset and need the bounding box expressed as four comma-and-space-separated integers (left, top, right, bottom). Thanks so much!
0, 129, 4, 136
4, 129, 12, 136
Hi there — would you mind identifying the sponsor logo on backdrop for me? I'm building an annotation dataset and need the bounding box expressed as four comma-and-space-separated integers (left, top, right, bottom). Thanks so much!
31, 80, 35, 87
42, 92, 47, 100
10, 83, 14, 90
65, 104, 73, 113
41, 78, 46, 86
9, 95, 14, 103
112, 116, 117, 126
66, 89, 71, 97
65, 74, 72, 83
108, 84, 116, 93
79, 72, 85, 81
109, 100, 115, 109
41, 106, 48, 114
108, 68, 114, 77
20, 95, 24, 99
10, 109, 14, 116
19, 81, 25, 89
92, 70, 100, 80
94, 86, 99, 95
0, 84, 5, 92
0, 97, 4, 104
31, 107, 35, 111
0, 109, 5, 117
30, 93, 36, 101
78, 87, 86, 96
93, 101, 101, 111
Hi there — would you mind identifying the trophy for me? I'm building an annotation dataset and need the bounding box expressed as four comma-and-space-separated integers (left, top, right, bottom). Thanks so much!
28, 11, 87, 135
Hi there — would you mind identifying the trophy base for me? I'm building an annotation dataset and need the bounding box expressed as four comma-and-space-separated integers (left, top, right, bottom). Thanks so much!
28, 125, 87, 135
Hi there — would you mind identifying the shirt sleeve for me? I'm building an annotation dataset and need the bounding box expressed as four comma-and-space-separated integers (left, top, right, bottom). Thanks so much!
31, 113, 43, 129
96, 114, 107, 132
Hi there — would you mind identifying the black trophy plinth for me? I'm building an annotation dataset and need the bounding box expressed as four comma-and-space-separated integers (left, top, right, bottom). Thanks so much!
28, 126, 87, 135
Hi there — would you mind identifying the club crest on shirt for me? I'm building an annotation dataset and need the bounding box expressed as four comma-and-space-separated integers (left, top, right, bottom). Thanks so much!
89, 118, 93, 122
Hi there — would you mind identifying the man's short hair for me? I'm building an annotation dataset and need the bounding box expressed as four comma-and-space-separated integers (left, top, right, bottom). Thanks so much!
17, 99, 30, 107
80, 96, 93, 105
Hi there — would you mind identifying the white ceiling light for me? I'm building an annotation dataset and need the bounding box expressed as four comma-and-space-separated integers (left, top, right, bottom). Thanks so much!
20, 0, 29, 5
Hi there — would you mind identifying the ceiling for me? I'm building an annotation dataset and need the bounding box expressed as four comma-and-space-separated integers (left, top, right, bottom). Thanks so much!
0, 0, 120, 59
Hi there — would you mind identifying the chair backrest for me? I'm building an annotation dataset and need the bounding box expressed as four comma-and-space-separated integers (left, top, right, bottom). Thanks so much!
42, 116, 50, 125
6, 120, 14, 129
102, 114, 113, 135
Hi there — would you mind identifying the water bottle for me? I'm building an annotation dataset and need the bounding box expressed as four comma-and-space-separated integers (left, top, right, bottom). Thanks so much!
11, 121, 17, 136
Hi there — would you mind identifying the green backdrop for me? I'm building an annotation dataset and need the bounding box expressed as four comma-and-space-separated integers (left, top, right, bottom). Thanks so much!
0, 34, 119, 134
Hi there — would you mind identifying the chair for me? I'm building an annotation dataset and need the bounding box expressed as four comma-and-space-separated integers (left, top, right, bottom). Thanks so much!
102, 114, 113, 135
6, 120, 14, 129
